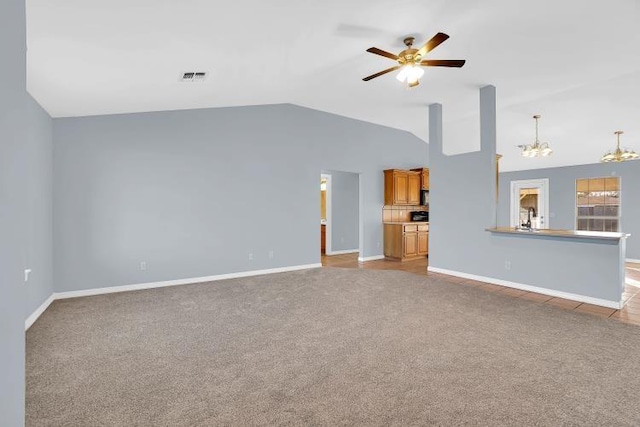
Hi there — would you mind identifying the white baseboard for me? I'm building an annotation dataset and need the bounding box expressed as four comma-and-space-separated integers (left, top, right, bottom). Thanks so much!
626, 258, 640, 264
326, 249, 359, 256
428, 266, 622, 310
358, 255, 385, 262
56, 263, 322, 300
25, 293, 55, 330
25, 263, 322, 329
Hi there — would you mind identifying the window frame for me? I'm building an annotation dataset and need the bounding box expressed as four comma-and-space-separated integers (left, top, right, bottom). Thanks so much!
575, 176, 621, 232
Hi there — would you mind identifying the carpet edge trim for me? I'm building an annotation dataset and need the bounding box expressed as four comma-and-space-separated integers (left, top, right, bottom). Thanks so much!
427, 266, 622, 309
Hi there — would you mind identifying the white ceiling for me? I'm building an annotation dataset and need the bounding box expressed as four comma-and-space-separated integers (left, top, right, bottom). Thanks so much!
27, 0, 640, 171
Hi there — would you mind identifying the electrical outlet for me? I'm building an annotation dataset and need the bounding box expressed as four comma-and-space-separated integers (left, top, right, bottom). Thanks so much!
249, 253, 253, 260
140, 261, 147, 271
504, 261, 511, 270
24, 269, 32, 283
269, 250, 274, 259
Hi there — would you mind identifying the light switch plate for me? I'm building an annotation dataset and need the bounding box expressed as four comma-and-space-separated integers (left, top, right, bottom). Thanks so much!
24, 269, 32, 282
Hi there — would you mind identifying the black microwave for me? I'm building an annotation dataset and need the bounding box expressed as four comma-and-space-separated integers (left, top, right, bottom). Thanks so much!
410, 211, 429, 222
421, 190, 430, 206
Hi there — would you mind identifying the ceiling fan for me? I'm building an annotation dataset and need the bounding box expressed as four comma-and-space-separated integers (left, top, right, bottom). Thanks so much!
363, 32, 465, 87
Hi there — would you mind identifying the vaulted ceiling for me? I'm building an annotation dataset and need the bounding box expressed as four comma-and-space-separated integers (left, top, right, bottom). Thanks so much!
27, 0, 640, 171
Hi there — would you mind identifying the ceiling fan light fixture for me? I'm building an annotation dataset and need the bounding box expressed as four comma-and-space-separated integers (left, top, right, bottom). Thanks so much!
363, 32, 465, 86
600, 131, 639, 163
407, 66, 424, 85
519, 115, 552, 158
396, 66, 409, 82
396, 64, 424, 85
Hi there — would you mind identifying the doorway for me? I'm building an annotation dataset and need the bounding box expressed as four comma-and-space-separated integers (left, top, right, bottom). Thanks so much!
510, 179, 549, 229
320, 174, 330, 255
320, 171, 360, 257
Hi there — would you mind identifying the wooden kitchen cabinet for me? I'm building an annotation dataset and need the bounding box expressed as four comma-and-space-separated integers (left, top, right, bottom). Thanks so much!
411, 168, 430, 190
384, 169, 421, 205
418, 229, 429, 255
407, 173, 421, 205
403, 231, 418, 257
384, 223, 428, 261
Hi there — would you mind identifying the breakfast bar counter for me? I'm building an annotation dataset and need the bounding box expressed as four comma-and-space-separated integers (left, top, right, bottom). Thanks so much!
486, 227, 629, 241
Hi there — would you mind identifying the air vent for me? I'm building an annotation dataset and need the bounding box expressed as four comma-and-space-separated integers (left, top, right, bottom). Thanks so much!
180, 72, 207, 82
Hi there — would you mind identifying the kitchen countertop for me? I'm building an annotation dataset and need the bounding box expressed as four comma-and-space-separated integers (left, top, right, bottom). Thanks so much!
486, 226, 629, 241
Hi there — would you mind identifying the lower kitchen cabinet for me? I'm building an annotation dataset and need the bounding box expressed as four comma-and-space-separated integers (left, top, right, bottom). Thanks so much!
403, 232, 418, 257
384, 223, 428, 261
418, 229, 429, 255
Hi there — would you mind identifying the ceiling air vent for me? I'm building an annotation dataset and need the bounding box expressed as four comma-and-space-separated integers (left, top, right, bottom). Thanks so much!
180, 72, 207, 82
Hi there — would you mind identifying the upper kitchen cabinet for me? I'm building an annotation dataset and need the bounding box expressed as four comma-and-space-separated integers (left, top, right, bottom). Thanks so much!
384, 169, 407, 205
411, 168, 430, 190
407, 172, 421, 204
384, 169, 421, 205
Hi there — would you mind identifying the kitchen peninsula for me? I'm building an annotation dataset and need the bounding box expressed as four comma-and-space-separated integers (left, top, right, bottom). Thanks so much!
485, 226, 629, 308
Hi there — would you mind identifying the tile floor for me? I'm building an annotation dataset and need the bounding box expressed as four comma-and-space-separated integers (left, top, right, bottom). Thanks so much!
321, 254, 640, 326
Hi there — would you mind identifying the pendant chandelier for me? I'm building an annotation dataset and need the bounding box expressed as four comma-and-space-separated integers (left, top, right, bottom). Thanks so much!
600, 131, 639, 162
518, 115, 552, 157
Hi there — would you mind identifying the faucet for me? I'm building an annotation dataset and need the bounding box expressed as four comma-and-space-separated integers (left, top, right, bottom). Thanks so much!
522, 207, 537, 229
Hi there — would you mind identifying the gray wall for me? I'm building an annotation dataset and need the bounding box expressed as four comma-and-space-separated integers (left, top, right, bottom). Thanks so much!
322, 170, 359, 252
429, 87, 624, 304
53, 104, 427, 292
0, 0, 27, 423
24, 97, 54, 318
499, 162, 640, 260
0, 0, 54, 424
428, 88, 498, 277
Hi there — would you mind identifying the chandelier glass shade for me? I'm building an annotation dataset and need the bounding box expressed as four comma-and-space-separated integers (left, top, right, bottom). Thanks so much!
600, 131, 639, 163
519, 115, 552, 157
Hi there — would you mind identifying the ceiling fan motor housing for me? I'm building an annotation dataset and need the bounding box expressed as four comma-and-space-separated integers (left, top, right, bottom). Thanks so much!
399, 50, 420, 65
400, 37, 420, 65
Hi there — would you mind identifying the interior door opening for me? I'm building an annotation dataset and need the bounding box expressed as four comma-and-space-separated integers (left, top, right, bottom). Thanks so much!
320, 171, 360, 259
320, 174, 330, 255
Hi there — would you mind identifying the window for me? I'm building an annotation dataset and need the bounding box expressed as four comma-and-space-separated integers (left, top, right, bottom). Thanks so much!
576, 177, 620, 232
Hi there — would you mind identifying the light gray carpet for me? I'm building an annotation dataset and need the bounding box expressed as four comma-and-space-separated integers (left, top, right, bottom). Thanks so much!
27, 268, 640, 426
